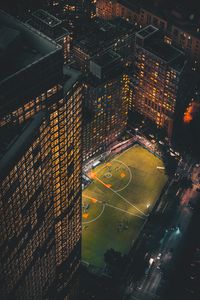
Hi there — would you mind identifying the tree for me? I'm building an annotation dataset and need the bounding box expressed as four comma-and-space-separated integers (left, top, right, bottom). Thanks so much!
104, 248, 126, 279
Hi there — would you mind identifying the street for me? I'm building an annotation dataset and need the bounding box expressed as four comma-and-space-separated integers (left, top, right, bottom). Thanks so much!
124, 164, 200, 300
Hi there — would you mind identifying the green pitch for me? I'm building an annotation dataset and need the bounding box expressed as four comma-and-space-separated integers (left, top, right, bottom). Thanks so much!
82, 145, 167, 267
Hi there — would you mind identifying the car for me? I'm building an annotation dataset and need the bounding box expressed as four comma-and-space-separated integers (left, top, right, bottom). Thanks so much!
157, 253, 162, 260
157, 264, 161, 270
170, 152, 176, 156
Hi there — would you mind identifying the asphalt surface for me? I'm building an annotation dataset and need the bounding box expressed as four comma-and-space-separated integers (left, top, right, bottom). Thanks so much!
124, 164, 200, 300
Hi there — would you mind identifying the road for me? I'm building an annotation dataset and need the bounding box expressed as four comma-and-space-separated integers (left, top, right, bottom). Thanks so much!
124, 165, 200, 300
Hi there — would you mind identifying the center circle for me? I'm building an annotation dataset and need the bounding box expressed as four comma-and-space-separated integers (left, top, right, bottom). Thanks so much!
96, 159, 132, 193
105, 172, 112, 178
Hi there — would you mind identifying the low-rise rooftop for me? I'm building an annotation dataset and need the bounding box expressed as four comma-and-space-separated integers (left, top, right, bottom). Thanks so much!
63, 66, 82, 94
91, 50, 121, 68
73, 17, 137, 57
32, 9, 62, 28
26, 9, 70, 41
136, 25, 158, 39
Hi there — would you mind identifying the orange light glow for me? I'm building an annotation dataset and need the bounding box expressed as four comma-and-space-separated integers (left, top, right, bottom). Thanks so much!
90, 171, 96, 179
91, 198, 97, 203
94, 175, 112, 189
106, 163, 112, 167
183, 101, 200, 124
84, 195, 97, 203
183, 105, 193, 124
83, 213, 89, 219
106, 184, 112, 188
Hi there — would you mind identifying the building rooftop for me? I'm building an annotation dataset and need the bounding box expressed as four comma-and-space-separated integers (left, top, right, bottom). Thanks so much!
32, 9, 62, 28
145, 40, 186, 72
26, 9, 70, 42
27, 21, 69, 42
73, 17, 137, 57
118, 0, 141, 12
146, 41, 183, 62
63, 66, 82, 94
0, 10, 61, 84
136, 25, 158, 39
0, 25, 20, 52
91, 50, 121, 68
118, 0, 200, 38
88, 49, 123, 83
136, 25, 186, 72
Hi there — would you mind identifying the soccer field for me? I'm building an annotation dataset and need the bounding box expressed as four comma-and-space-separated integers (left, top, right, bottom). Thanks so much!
82, 144, 168, 267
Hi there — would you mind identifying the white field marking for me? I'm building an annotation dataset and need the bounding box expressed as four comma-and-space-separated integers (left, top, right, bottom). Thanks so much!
81, 260, 90, 266
105, 202, 146, 220
115, 145, 137, 160
93, 163, 110, 175
108, 185, 147, 217
113, 159, 132, 192
92, 163, 147, 217
87, 145, 147, 217
83, 203, 105, 224
94, 159, 132, 192
90, 174, 147, 217
82, 195, 145, 225
91, 145, 136, 177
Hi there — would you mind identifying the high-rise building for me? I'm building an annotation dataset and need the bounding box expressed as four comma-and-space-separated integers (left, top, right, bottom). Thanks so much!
0, 112, 57, 299
0, 10, 82, 299
130, 25, 187, 137
27, 9, 71, 63
83, 50, 129, 161
96, 0, 200, 70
